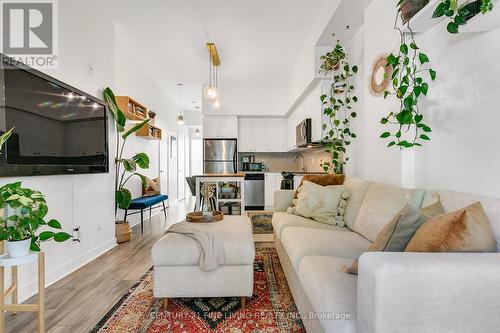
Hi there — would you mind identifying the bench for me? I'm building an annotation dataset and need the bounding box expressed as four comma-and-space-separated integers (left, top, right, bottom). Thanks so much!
124, 194, 168, 234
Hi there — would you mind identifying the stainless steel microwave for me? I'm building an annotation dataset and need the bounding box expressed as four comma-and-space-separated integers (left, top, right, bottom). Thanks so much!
296, 118, 312, 147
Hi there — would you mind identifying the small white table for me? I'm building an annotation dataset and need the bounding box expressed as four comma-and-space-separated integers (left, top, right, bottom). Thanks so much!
0, 252, 45, 333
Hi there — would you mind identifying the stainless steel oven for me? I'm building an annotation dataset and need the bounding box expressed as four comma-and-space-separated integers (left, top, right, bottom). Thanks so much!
244, 173, 264, 210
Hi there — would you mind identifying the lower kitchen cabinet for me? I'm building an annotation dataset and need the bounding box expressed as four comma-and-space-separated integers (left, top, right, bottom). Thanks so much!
265, 173, 277, 207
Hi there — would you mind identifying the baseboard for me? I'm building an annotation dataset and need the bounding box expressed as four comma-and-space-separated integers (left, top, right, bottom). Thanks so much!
18, 238, 117, 302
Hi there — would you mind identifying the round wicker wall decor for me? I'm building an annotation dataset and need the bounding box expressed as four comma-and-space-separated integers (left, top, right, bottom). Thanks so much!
370, 54, 393, 96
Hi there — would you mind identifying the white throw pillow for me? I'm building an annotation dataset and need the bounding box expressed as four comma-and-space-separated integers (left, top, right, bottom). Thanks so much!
292, 180, 350, 226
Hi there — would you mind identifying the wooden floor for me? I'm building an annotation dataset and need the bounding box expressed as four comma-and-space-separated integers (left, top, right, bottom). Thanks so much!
5, 199, 194, 333
5, 199, 274, 333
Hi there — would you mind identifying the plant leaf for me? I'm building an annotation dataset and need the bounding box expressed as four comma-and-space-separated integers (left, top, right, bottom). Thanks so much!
116, 189, 132, 210
380, 132, 391, 138
39, 231, 55, 241
122, 119, 150, 140
54, 232, 72, 242
419, 53, 430, 65
47, 219, 62, 229
133, 152, 150, 169
429, 69, 437, 81
103, 87, 126, 132
0, 127, 14, 151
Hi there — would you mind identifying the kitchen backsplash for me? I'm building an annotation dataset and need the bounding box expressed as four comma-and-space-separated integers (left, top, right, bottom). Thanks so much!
239, 149, 330, 173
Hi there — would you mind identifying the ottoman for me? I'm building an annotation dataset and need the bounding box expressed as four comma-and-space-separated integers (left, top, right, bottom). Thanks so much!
151, 215, 255, 308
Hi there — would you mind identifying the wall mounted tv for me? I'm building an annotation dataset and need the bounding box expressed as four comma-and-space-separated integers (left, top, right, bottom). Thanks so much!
0, 54, 109, 177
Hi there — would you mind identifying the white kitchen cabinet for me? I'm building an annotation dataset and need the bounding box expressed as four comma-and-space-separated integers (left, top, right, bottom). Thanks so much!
253, 119, 269, 152
238, 118, 253, 152
203, 116, 238, 139
267, 119, 287, 152
220, 116, 238, 138
265, 173, 277, 207
238, 118, 287, 152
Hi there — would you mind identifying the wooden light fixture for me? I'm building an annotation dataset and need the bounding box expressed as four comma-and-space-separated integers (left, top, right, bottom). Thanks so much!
207, 43, 220, 67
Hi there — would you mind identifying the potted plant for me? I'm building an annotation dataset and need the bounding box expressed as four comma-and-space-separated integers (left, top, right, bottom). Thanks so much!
319, 34, 359, 173
432, 0, 494, 34
0, 182, 72, 257
103, 88, 150, 244
400, 0, 430, 23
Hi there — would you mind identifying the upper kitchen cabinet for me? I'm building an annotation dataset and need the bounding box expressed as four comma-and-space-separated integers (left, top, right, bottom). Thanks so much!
238, 118, 287, 153
203, 116, 238, 139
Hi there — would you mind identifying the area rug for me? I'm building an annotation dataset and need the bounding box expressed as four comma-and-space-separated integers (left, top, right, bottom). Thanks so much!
247, 211, 274, 235
92, 248, 305, 333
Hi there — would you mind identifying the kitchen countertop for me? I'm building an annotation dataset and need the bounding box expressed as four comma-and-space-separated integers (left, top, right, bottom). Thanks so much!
240, 171, 327, 175
193, 173, 246, 178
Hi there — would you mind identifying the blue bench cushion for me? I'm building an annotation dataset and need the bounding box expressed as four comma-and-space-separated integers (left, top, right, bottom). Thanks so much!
128, 195, 168, 210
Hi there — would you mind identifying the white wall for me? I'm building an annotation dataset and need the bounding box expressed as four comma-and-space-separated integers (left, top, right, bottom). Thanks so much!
0, 0, 188, 302
356, 0, 500, 197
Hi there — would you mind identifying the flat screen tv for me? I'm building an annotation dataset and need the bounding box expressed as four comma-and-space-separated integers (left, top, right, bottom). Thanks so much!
0, 54, 109, 176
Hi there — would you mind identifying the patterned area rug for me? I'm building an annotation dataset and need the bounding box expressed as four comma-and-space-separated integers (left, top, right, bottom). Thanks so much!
92, 248, 305, 333
248, 211, 274, 235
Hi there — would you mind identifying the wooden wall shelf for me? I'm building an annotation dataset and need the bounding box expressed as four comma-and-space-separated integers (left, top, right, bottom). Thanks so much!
116, 96, 148, 121
136, 123, 162, 140
115, 96, 162, 141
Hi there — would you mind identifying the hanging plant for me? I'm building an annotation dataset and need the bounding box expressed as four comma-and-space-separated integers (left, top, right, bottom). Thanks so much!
380, 2, 437, 149
319, 34, 359, 173
433, 0, 494, 33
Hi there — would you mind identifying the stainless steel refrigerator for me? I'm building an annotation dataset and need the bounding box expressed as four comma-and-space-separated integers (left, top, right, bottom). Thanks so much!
203, 139, 238, 174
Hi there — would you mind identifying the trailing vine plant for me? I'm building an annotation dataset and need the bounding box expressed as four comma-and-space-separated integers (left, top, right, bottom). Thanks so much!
433, 0, 494, 34
319, 34, 359, 173
380, 2, 437, 149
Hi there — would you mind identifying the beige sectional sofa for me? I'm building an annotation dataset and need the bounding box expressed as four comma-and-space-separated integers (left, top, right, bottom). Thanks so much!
273, 177, 500, 333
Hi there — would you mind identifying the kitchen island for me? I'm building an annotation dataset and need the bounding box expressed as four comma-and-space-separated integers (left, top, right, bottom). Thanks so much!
194, 174, 246, 215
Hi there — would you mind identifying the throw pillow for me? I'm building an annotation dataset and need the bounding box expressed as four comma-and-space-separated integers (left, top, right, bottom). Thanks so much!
292, 181, 350, 226
345, 200, 445, 275
293, 173, 345, 199
405, 202, 497, 253
143, 176, 161, 196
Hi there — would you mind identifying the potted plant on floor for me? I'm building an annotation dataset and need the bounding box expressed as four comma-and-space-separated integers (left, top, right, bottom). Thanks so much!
103, 87, 150, 244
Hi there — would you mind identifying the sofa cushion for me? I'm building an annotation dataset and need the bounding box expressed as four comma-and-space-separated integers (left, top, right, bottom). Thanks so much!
298, 256, 357, 333
272, 212, 348, 240
293, 181, 350, 226
437, 190, 500, 251
405, 202, 497, 253
346, 201, 445, 274
281, 227, 371, 270
343, 177, 371, 230
294, 173, 345, 198
352, 183, 425, 242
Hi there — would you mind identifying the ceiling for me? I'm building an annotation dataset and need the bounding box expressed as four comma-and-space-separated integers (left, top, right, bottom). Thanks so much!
112, 0, 331, 117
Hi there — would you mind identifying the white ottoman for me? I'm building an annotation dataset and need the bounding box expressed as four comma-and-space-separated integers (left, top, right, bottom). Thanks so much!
151, 215, 255, 308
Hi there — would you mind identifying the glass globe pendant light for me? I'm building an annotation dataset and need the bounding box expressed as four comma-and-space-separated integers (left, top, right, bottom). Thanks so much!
176, 83, 185, 125
203, 51, 218, 100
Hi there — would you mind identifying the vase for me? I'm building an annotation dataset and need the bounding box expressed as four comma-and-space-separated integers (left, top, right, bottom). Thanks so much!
401, 0, 430, 23
115, 221, 132, 244
7, 239, 31, 258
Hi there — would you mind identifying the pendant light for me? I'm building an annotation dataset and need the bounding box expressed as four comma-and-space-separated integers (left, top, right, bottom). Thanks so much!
176, 83, 185, 125
203, 53, 218, 100
195, 128, 200, 136
213, 65, 221, 108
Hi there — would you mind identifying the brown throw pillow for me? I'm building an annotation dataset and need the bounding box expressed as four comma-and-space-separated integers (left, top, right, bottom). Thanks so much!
405, 202, 497, 253
345, 200, 445, 275
143, 176, 161, 196
294, 173, 345, 199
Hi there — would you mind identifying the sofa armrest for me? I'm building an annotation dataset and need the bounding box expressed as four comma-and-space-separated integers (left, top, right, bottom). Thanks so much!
273, 190, 294, 212
358, 252, 500, 333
